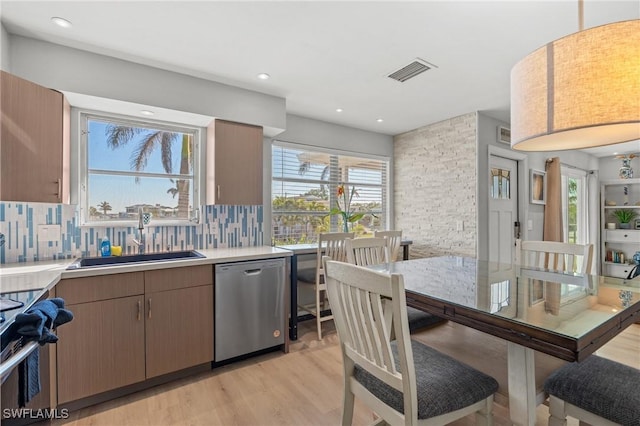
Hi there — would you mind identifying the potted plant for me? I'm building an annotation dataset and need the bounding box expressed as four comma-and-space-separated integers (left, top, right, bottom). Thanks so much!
612, 209, 638, 229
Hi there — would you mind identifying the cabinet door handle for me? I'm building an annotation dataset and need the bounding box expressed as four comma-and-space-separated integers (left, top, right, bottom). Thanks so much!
217, 185, 221, 201
137, 300, 141, 321
55, 179, 61, 202
148, 298, 152, 319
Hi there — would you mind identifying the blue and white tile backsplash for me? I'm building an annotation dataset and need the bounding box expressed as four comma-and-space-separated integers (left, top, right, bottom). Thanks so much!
0, 202, 263, 264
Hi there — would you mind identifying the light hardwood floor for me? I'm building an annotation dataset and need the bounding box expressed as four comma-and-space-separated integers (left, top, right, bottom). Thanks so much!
56, 321, 640, 426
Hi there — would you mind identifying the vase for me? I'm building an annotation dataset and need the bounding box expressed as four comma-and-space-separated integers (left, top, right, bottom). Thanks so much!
619, 223, 631, 229
619, 158, 634, 179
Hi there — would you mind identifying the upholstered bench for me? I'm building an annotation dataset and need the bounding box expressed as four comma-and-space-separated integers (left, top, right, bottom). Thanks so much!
543, 355, 640, 426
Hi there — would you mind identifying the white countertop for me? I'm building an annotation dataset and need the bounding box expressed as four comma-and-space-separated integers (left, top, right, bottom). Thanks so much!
0, 246, 292, 334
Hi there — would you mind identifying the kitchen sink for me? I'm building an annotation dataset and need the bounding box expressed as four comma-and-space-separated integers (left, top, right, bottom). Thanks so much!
66, 250, 205, 269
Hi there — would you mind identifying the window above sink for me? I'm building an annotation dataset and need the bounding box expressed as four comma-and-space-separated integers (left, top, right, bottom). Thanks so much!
78, 111, 203, 226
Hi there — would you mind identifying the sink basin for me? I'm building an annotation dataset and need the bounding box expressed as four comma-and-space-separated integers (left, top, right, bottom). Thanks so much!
66, 250, 205, 269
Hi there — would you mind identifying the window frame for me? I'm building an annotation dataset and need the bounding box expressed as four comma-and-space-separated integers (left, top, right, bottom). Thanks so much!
78, 110, 203, 226
271, 140, 390, 245
561, 166, 588, 245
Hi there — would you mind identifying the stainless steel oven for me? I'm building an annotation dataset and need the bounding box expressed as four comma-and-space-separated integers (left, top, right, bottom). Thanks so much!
1, 291, 52, 426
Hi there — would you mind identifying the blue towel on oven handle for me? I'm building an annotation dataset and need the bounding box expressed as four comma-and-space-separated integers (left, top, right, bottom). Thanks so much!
18, 347, 40, 407
7, 298, 74, 407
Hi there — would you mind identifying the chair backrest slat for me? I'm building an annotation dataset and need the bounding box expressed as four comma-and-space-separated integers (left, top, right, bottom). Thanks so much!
345, 238, 388, 267
316, 232, 354, 283
374, 230, 403, 262
517, 240, 594, 274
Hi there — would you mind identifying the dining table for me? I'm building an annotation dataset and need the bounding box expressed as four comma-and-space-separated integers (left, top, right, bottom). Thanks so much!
366, 256, 640, 426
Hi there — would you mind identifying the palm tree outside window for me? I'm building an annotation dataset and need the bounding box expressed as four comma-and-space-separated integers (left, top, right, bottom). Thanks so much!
81, 113, 198, 224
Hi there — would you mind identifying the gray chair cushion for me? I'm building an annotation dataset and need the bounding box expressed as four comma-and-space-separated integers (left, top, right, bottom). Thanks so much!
407, 306, 446, 332
354, 340, 498, 420
544, 355, 640, 426
297, 268, 316, 283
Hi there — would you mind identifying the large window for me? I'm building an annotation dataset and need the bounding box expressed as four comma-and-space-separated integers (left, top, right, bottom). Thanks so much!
272, 142, 388, 245
80, 113, 199, 224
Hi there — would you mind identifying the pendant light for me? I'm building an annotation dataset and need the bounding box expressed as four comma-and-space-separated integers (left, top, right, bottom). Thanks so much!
510, 0, 640, 151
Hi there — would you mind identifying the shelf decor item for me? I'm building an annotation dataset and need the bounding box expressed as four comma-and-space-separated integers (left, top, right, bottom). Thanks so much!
612, 209, 638, 229
617, 154, 635, 179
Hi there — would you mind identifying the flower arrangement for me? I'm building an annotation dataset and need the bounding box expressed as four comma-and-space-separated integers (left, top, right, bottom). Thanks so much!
329, 185, 366, 233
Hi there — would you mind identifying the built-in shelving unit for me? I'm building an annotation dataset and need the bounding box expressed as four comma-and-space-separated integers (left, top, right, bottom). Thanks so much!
600, 178, 640, 278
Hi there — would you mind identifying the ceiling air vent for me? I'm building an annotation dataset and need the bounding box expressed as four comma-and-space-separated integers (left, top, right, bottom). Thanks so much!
387, 58, 436, 82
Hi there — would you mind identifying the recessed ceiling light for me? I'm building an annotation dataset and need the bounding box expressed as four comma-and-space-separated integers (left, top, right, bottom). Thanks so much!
51, 17, 72, 28
336, 108, 343, 113
376, 118, 384, 123
257, 73, 270, 80
140, 110, 155, 116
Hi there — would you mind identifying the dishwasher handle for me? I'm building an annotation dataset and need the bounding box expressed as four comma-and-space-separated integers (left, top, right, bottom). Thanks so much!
243, 268, 263, 276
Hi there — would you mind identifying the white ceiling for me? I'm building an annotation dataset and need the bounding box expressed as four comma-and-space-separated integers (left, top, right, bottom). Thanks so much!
1, 0, 638, 156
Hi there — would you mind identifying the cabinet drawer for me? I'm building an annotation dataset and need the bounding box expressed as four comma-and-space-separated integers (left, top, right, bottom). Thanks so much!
603, 263, 634, 279
57, 272, 144, 305
605, 230, 640, 243
145, 265, 213, 293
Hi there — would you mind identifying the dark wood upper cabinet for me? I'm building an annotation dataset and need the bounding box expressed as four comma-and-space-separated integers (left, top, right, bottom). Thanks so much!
206, 119, 263, 205
0, 71, 70, 203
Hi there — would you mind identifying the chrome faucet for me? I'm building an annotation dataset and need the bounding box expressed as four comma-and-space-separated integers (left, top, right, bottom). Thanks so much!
132, 208, 145, 254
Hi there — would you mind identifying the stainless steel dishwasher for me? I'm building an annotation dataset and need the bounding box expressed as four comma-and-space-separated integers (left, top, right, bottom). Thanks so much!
214, 258, 285, 362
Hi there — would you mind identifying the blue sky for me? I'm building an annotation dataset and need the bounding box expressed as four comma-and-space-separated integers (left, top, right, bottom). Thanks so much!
87, 120, 192, 213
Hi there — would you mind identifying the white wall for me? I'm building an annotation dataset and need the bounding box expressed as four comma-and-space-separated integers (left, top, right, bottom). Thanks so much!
9, 35, 286, 135
0, 23, 10, 71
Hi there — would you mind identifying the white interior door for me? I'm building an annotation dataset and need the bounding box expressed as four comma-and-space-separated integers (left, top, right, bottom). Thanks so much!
489, 155, 519, 265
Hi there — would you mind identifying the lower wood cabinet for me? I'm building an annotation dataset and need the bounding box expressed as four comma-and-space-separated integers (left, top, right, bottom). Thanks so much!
56, 266, 214, 404
146, 285, 214, 378
56, 295, 146, 404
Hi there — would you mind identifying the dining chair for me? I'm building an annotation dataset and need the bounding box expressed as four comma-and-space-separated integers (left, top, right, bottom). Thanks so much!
543, 355, 640, 426
323, 258, 499, 426
297, 232, 354, 340
345, 237, 388, 266
379, 231, 449, 332
516, 240, 594, 274
374, 230, 403, 261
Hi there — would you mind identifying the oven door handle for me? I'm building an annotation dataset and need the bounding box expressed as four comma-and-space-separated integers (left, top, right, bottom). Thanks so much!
0, 341, 39, 382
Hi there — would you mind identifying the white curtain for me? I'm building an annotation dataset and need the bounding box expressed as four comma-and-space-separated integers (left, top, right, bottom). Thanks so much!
587, 170, 599, 275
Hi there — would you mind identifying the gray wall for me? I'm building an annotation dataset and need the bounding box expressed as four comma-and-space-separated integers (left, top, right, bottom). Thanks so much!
275, 114, 393, 157
0, 23, 9, 71
9, 35, 286, 135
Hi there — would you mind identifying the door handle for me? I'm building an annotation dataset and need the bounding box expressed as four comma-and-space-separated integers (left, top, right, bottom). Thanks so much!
217, 185, 221, 201
244, 269, 263, 276
137, 300, 141, 321
514, 221, 521, 240
148, 298, 152, 319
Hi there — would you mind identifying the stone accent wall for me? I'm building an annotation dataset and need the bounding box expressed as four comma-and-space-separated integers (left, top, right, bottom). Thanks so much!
394, 112, 477, 258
